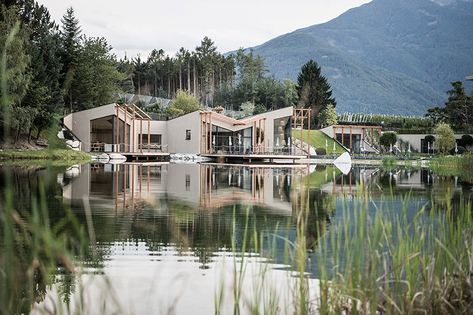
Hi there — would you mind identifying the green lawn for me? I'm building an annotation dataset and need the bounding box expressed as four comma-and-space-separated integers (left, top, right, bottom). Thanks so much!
292, 130, 347, 154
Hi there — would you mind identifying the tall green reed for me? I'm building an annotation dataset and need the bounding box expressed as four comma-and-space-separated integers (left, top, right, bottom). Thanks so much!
317, 182, 473, 314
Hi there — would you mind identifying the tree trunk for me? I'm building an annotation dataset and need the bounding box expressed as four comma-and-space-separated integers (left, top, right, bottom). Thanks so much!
193, 61, 197, 98
187, 60, 191, 92
154, 71, 157, 96
36, 128, 42, 140
179, 64, 182, 91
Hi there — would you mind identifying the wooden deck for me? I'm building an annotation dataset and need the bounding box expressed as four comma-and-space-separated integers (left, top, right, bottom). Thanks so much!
201, 153, 308, 163
121, 151, 170, 162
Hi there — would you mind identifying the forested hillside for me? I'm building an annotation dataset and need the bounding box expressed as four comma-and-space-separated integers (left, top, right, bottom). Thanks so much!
245, 0, 473, 114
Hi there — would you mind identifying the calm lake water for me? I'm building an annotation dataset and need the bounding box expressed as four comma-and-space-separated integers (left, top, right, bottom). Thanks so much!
1, 162, 472, 314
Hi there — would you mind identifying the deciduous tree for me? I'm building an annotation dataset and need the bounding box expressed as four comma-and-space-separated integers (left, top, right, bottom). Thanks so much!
319, 104, 337, 127
166, 90, 201, 119
434, 122, 455, 154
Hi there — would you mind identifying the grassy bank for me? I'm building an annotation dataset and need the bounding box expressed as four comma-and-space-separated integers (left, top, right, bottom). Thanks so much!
293, 130, 347, 154
0, 149, 91, 163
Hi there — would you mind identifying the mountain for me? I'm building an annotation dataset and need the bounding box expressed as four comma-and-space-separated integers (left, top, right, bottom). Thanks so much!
244, 0, 473, 114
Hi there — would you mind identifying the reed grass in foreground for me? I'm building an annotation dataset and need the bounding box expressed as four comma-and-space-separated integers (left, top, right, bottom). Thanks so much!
0, 170, 119, 315
317, 186, 473, 315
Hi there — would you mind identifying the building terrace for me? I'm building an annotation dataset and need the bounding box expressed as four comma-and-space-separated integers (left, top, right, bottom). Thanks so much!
63, 104, 313, 162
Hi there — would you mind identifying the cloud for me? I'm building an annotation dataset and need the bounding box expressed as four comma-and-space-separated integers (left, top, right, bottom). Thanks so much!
37, 0, 372, 58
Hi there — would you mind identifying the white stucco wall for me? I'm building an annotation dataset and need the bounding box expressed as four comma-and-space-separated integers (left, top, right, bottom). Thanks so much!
63, 104, 119, 152
166, 111, 201, 154
397, 134, 473, 152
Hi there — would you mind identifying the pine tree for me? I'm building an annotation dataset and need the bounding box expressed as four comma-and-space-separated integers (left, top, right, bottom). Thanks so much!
444, 81, 472, 130
60, 7, 81, 111
296, 60, 336, 128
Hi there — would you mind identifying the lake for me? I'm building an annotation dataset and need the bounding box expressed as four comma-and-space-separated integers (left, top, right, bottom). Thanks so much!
1, 162, 471, 314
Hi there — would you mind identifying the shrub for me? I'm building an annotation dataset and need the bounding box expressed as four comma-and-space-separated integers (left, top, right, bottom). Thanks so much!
434, 122, 455, 154
166, 90, 202, 119
319, 104, 337, 127
380, 132, 397, 149
240, 102, 255, 116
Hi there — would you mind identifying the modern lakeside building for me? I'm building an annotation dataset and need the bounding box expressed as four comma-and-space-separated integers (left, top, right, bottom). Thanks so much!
67, 103, 470, 160
63, 104, 313, 162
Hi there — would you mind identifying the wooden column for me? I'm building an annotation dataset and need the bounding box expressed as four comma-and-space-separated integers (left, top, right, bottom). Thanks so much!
253, 121, 256, 152
341, 127, 344, 145
203, 112, 206, 153
116, 105, 120, 152
140, 117, 143, 153
263, 118, 267, 152
308, 109, 311, 155
132, 106, 136, 152
350, 126, 353, 152
124, 105, 128, 152
209, 113, 213, 154
258, 119, 262, 152
300, 114, 303, 155
147, 119, 150, 151
200, 113, 203, 153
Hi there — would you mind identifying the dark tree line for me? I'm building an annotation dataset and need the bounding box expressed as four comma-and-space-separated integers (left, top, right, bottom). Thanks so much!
120, 36, 235, 106
122, 46, 302, 113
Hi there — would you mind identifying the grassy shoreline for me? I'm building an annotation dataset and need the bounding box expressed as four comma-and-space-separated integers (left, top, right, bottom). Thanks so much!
429, 154, 473, 182
0, 149, 91, 163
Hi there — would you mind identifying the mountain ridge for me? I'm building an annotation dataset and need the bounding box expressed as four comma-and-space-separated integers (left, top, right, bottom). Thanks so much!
242, 0, 473, 114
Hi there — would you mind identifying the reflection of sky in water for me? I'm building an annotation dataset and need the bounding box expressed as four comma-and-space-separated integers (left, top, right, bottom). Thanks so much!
5, 163, 471, 314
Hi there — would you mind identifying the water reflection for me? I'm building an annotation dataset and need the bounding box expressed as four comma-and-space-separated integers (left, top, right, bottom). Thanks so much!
63, 163, 312, 215
2, 163, 472, 314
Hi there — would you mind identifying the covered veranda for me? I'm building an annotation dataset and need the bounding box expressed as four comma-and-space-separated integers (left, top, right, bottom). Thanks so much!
89, 104, 166, 154
199, 108, 311, 158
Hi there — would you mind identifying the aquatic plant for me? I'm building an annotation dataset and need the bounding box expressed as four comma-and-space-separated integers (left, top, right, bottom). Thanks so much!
317, 185, 473, 314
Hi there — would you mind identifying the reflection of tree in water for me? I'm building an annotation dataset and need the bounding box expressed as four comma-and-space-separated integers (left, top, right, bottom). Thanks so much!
305, 189, 336, 250
0, 166, 92, 313
292, 185, 336, 251
425, 175, 473, 215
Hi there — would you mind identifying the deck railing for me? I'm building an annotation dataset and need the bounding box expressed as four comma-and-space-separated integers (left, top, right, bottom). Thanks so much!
208, 145, 307, 156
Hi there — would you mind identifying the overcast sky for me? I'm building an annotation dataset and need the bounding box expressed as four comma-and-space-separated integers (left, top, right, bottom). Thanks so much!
37, 0, 372, 59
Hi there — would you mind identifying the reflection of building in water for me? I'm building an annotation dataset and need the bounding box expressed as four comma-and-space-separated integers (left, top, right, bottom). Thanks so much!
316, 167, 465, 198
63, 163, 309, 215
320, 167, 379, 196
